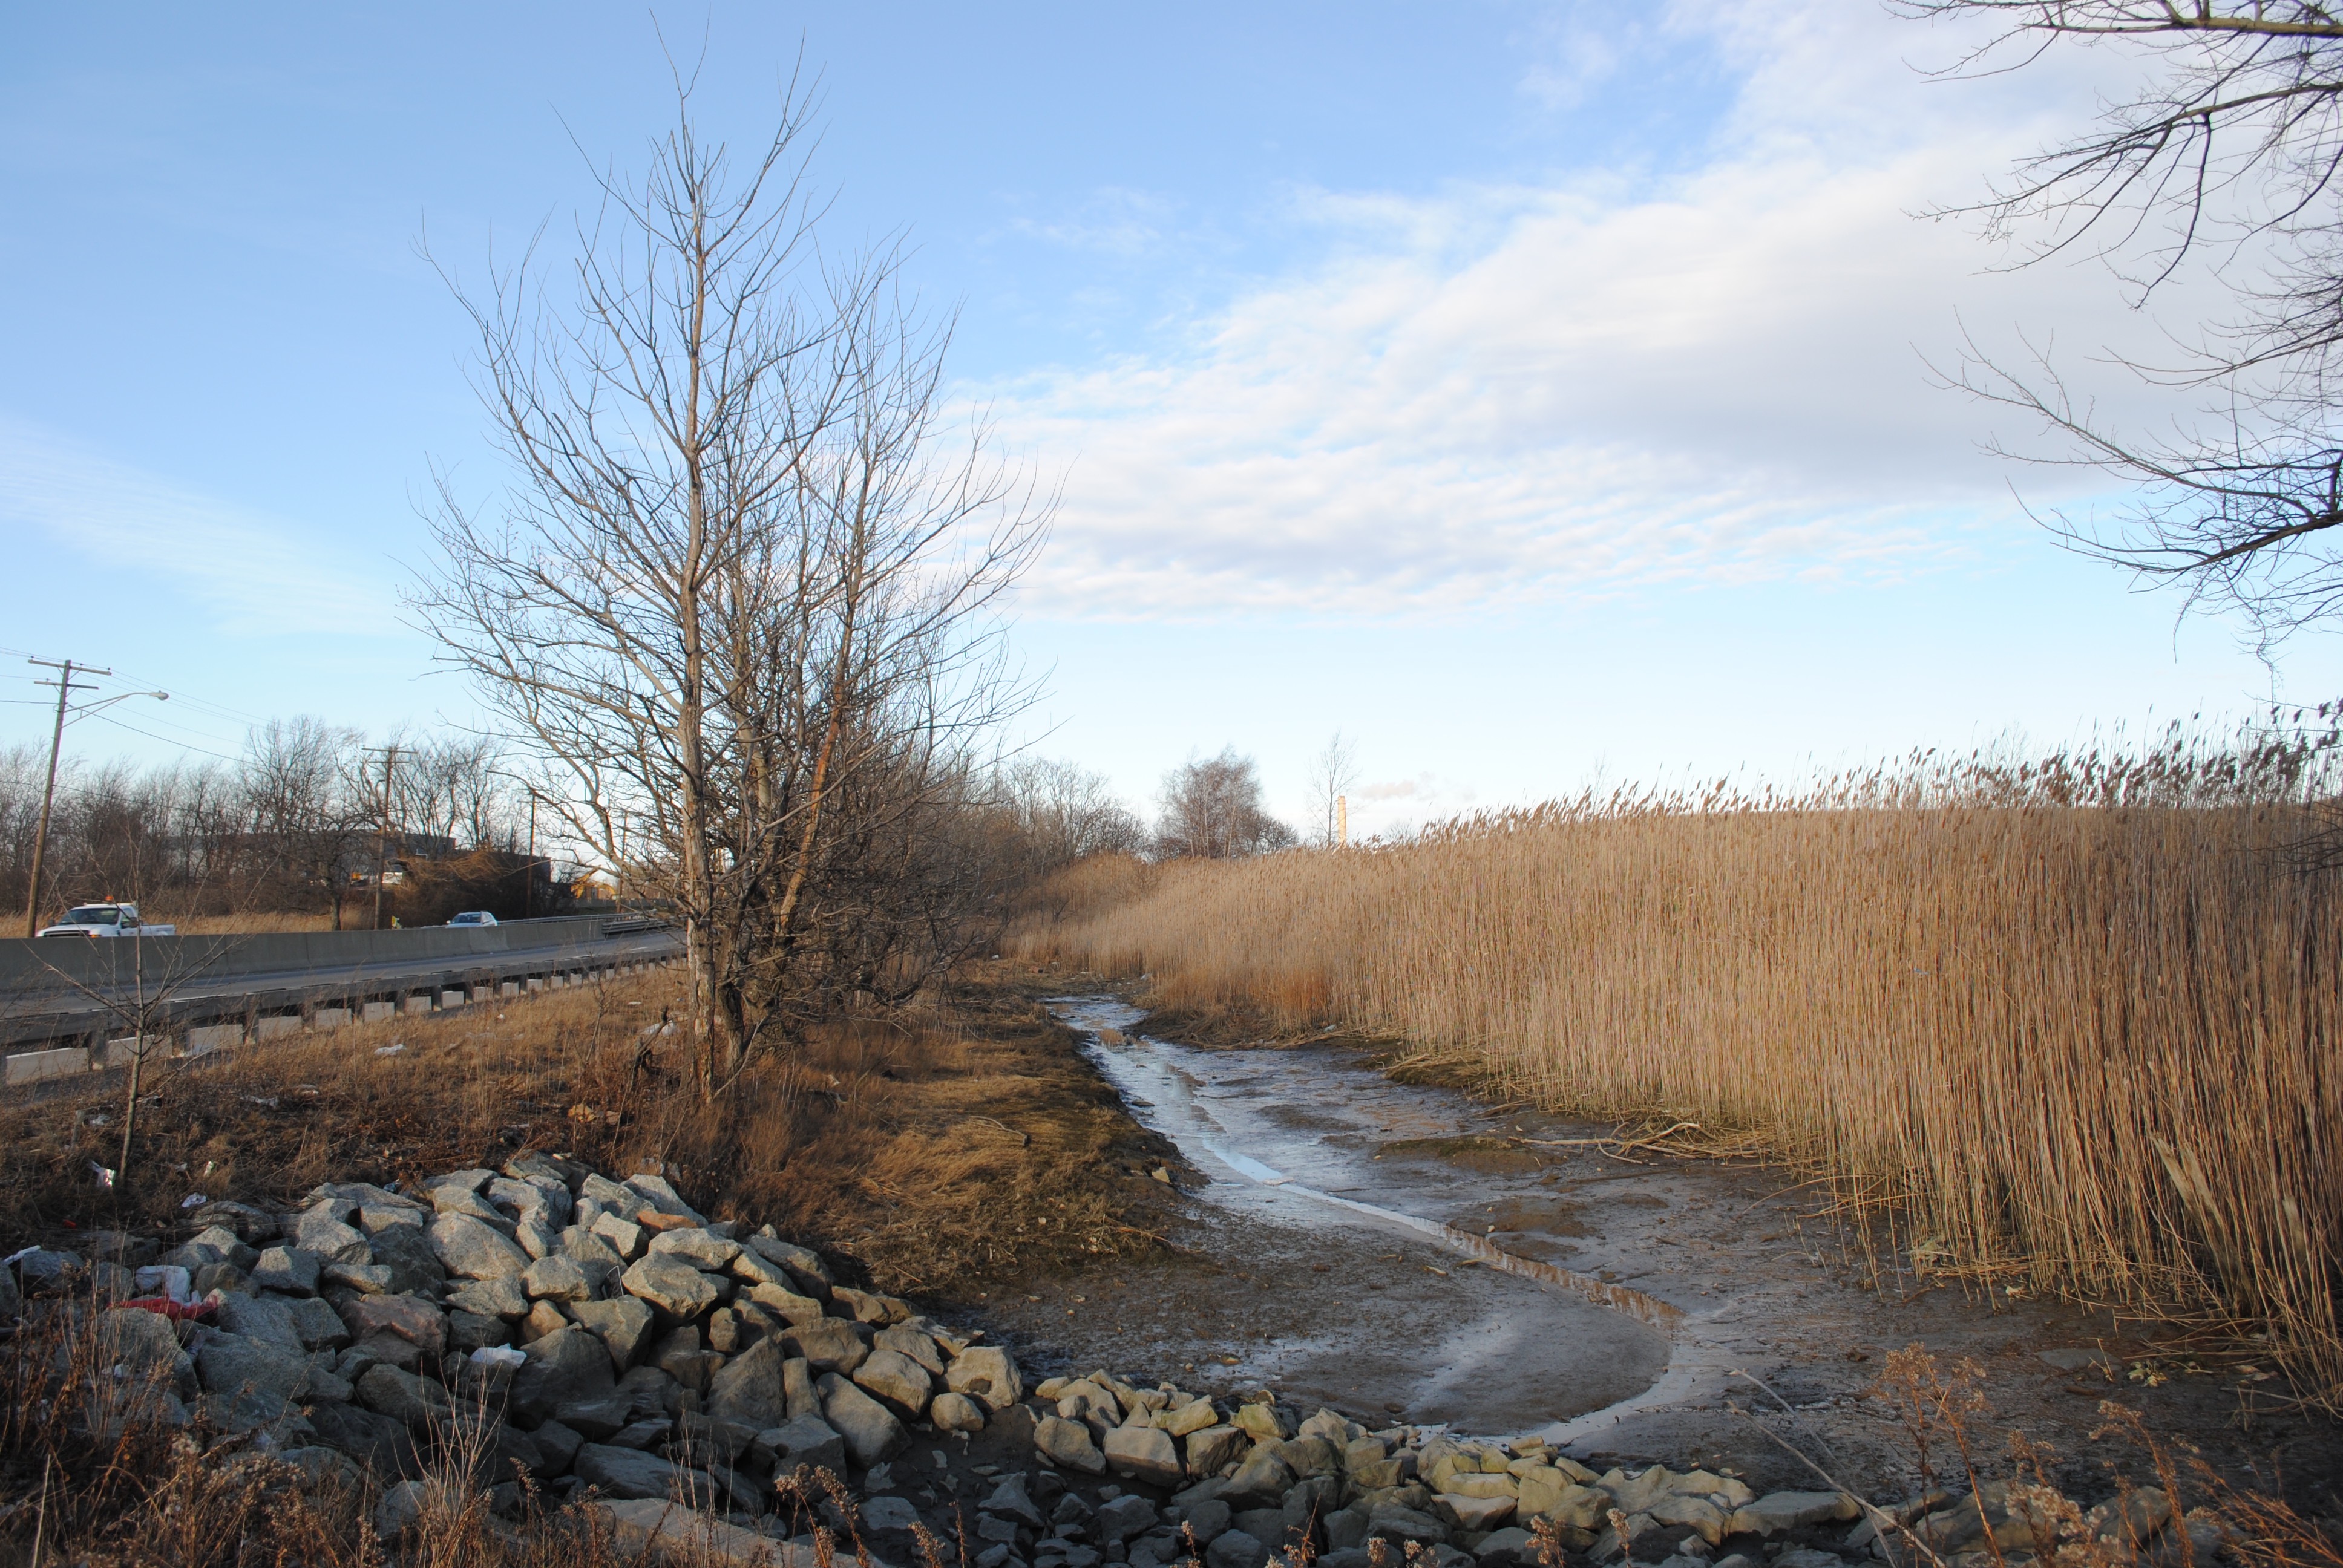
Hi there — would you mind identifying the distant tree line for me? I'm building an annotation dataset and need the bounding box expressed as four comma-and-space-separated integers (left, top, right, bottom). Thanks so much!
0, 716, 1312, 942
0, 721, 553, 930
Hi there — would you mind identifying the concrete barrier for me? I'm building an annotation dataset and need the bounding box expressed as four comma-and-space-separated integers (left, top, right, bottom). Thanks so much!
0, 914, 623, 995
254, 1015, 301, 1041
437, 990, 464, 1009
361, 1002, 395, 1024
102, 1036, 162, 1067
185, 1024, 241, 1056
499, 982, 519, 998
313, 1007, 350, 1029
5, 1045, 90, 1085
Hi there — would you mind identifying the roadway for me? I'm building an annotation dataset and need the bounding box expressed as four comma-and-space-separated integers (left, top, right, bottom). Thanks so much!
0, 915, 683, 1063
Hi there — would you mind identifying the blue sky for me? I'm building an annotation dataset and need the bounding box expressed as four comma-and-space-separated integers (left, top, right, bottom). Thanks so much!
5, 3, 2337, 835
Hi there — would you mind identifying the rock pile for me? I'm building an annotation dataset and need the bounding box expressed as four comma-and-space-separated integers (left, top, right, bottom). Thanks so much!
13, 1153, 1023, 1541
10, 1160, 2227, 1568
983, 1376, 2217, 1568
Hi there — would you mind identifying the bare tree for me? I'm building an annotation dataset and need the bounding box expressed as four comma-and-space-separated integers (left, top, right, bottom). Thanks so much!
1155, 748, 1297, 860
398, 734, 510, 852
999, 757, 1144, 866
416, 79, 1046, 1095
1305, 730, 1361, 848
1898, 3, 2343, 646
238, 717, 370, 928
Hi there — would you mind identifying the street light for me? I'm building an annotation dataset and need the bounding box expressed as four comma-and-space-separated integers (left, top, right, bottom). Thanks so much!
21, 656, 168, 937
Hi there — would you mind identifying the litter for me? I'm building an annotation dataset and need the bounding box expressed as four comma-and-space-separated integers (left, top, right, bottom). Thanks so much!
134, 1264, 192, 1304
179, 1193, 207, 1209
470, 1345, 528, 1368
375, 1043, 405, 1057
114, 1295, 214, 1323
91, 1163, 116, 1191
241, 1095, 280, 1109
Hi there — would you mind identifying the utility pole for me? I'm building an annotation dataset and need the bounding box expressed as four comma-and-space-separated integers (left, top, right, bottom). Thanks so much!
1337, 794, 1349, 849
22, 658, 107, 937
364, 745, 399, 931
525, 795, 537, 918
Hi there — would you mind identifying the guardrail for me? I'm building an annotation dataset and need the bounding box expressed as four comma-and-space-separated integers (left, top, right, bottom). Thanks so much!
0, 914, 683, 1077
0, 913, 634, 992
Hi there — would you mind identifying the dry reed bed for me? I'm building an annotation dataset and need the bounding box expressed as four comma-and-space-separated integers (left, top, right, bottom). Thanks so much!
1014, 774, 2343, 1397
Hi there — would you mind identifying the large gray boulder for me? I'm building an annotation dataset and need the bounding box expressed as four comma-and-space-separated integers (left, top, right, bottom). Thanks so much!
1226, 1446, 1296, 1504
929, 1391, 986, 1434
760, 1414, 848, 1475
1035, 1414, 1107, 1475
784, 1319, 868, 1374
339, 1293, 445, 1364
428, 1214, 529, 1281
280, 1295, 350, 1351
574, 1442, 718, 1504
292, 1207, 371, 1266
511, 1325, 617, 1425
648, 1227, 740, 1270
945, 1345, 1021, 1410
489, 1175, 571, 1229
355, 1364, 453, 1429
981, 1473, 1049, 1530
1104, 1425, 1184, 1488
852, 1348, 931, 1416
432, 1183, 511, 1227
744, 1233, 831, 1288
251, 1247, 321, 1295
1098, 1495, 1161, 1544
214, 1294, 306, 1353
448, 1277, 529, 1319
784, 1356, 821, 1420
874, 1325, 944, 1376
818, 1373, 906, 1467
194, 1332, 336, 1404
621, 1173, 704, 1223
523, 1255, 592, 1302
1725, 1492, 1862, 1537
707, 1338, 790, 1430
571, 1297, 656, 1373
1187, 1426, 1248, 1475
1184, 1499, 1234, 1546
1208, 1532, 1270, 1568
307, 1399, 415, 1476
98, 1306, 195, 1397
621, 1255, 718, 1319
365, 1224, 447, 1294
745, 1282, 827, 1326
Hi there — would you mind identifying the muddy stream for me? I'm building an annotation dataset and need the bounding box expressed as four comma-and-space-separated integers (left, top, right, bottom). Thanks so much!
965, 997, 2336, 1492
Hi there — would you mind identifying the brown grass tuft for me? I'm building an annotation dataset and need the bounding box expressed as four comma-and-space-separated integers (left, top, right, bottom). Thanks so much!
0, 967, 1172, 1298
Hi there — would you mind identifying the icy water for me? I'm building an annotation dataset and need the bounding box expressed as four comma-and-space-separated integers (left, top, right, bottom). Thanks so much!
1047, 997, 1719, 1439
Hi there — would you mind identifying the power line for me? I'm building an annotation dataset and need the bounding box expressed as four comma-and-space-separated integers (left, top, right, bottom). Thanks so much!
80, 710, 242, 763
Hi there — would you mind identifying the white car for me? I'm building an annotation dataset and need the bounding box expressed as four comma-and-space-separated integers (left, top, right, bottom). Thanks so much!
447, 911, 499, 928
38, 902, 176, 938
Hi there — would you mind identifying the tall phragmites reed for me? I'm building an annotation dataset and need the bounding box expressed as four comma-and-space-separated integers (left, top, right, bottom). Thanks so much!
1018, 733, 2343, 1397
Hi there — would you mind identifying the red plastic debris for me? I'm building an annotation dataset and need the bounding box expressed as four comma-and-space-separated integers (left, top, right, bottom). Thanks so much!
113, 1297, 215, 1322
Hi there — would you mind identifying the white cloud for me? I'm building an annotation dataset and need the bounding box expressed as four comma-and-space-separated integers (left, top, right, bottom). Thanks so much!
0, 420, 390, 636
981, 2, 2204, 622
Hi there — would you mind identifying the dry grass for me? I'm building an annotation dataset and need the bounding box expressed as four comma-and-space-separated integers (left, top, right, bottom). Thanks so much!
0, 965, 1175, 1297
0, 1295, 913, 1564
161, 910, 342, 935
1012, 736, 2343, 1399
